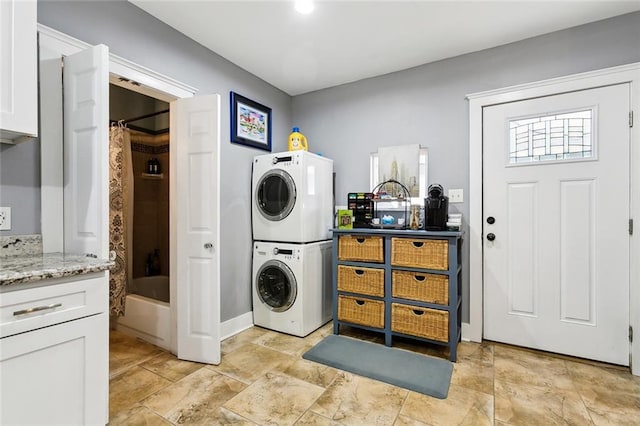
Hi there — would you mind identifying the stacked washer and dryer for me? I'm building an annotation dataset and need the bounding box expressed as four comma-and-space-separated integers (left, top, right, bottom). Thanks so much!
251, 151, 334, 337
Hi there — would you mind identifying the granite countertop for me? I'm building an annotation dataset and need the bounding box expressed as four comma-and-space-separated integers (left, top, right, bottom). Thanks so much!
0, 253, 114, 286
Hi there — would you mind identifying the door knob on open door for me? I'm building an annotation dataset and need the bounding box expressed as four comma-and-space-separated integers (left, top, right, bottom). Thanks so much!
486, 233, 496, 241
204, 243, 213, 249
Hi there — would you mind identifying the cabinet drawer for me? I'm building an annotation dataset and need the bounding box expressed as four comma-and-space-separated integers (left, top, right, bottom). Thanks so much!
338, 265, 384, 297
0, 274, 108, 338
391, 238, 448, 270
392, 270, 448, 304
338, 235, 384, 263
337, 295, 384, 329
391, 303, 448, 342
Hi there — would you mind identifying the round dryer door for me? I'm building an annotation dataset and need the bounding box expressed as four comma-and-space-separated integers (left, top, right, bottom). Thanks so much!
256, 260, 297, 312
255, 170, 296, 221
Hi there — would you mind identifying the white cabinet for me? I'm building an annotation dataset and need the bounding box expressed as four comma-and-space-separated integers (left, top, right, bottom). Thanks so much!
0, 273, 109, 425
0, 0, 38, 143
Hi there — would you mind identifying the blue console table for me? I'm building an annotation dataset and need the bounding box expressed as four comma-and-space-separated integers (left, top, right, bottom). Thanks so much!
332, 228, 463, 362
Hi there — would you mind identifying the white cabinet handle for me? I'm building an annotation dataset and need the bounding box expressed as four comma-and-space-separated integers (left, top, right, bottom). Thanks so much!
13, 303, 62, 316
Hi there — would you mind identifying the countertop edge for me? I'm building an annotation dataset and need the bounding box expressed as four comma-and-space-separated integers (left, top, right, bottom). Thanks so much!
1, 254, 114, 287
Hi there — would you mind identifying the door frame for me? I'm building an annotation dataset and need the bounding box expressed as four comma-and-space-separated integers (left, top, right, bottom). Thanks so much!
38, 24, 199, 353
466, 63, 640, 374
38, 24, 196, 252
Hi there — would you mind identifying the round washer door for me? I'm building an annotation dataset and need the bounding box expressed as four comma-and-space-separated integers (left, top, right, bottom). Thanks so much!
256, 260, 297, 312
255, 169, 296, 221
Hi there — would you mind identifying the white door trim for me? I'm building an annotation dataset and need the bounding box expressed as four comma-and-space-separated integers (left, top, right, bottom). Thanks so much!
466, 62, 640, 375
37, 24, 197, 98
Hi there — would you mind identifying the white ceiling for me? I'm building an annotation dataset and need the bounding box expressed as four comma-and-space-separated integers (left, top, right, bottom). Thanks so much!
130, 1, 640, 96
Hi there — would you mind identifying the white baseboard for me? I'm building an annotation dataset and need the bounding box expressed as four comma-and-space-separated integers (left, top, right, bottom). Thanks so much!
221, 311, 254, 341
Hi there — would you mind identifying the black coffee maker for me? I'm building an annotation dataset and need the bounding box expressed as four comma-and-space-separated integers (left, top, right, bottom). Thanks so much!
424, 184, 449, 231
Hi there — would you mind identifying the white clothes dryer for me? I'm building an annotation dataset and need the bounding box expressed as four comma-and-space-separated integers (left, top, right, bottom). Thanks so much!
252, 240, 332, 337
252, 150, 333, 243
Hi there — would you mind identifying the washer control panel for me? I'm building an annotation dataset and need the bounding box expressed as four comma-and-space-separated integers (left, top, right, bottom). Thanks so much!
272, 247, 300, 261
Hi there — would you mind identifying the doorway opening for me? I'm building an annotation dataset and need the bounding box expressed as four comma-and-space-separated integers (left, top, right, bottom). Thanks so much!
38, 24, 221, 362
110, 81, 173, 350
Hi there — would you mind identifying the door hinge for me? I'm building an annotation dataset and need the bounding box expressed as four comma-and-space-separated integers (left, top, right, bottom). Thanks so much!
630, 111, 634, 128
630, 326, 634, 343
630, 219, 634, 236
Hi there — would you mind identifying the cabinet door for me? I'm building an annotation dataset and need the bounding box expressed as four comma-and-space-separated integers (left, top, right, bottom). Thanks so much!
0, 0, 37, 141
0, 314, 108, 425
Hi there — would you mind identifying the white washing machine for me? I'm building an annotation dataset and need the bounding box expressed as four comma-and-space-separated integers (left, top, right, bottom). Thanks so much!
252, 240, 333, 337
252, 150, 333, 243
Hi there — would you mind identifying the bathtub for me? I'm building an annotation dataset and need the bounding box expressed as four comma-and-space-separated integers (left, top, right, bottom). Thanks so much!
116, 276, 172, 351
130, 275, 170, 303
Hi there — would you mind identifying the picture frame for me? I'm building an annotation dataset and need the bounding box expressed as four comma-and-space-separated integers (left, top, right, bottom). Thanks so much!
230, 91, 272, 151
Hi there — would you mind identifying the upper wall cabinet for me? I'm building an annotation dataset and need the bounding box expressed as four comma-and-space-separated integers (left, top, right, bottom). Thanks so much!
0, 0, 37, 144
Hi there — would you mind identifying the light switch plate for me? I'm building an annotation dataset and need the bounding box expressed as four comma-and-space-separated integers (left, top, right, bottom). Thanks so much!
448, 189, 464, 203
0, 207, 11, 230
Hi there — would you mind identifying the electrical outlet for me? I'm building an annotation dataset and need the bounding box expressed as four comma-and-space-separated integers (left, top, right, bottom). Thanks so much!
0, 207, 11, 230
448, 189, 464, 203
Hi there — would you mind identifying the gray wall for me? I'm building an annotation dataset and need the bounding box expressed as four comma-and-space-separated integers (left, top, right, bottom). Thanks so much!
292, 11, 640, 321
0, 140, 41, 236
38, 0, 292, 322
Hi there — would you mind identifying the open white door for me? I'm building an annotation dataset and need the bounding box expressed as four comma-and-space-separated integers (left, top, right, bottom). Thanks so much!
63, 45, 109, 259
171, 94, 221, 364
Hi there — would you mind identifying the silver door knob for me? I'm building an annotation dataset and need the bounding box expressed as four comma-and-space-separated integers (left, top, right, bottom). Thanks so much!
204, 243, 213, 249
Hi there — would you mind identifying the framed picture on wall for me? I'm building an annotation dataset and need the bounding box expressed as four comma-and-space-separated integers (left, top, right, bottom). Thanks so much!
230, 92, 272, 151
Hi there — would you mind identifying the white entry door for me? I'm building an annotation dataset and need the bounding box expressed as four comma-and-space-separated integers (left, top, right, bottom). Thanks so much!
63, 45, 109, 259
483, 84, 630, 365
171, 95, 221, 365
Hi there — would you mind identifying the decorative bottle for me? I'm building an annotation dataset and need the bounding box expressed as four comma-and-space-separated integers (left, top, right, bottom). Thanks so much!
151, 249, 160, 275
410, 205, 420, 230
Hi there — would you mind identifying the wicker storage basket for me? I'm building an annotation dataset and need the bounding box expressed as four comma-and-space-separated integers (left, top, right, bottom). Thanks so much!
392, 270, 448, 304
338, 295, 384, 329
338, 235, 384, 263
391, 238, 448, 270
338, 265, 384, 297
391, 303, 448, 342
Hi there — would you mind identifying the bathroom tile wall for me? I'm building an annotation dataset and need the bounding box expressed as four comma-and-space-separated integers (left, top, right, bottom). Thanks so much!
132, 144, 169, 278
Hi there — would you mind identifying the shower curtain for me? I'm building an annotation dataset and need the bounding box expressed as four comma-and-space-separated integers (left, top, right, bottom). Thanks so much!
109, 125, 134, 316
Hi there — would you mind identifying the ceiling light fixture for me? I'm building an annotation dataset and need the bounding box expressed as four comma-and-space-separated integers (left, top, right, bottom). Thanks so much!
294, 0, 314, 14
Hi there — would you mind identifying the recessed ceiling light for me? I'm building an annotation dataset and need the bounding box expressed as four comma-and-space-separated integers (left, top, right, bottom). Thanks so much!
295, 0, 314, 14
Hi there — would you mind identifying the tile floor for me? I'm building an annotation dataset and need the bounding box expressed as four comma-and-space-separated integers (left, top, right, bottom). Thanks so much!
109, 323, 640, 425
